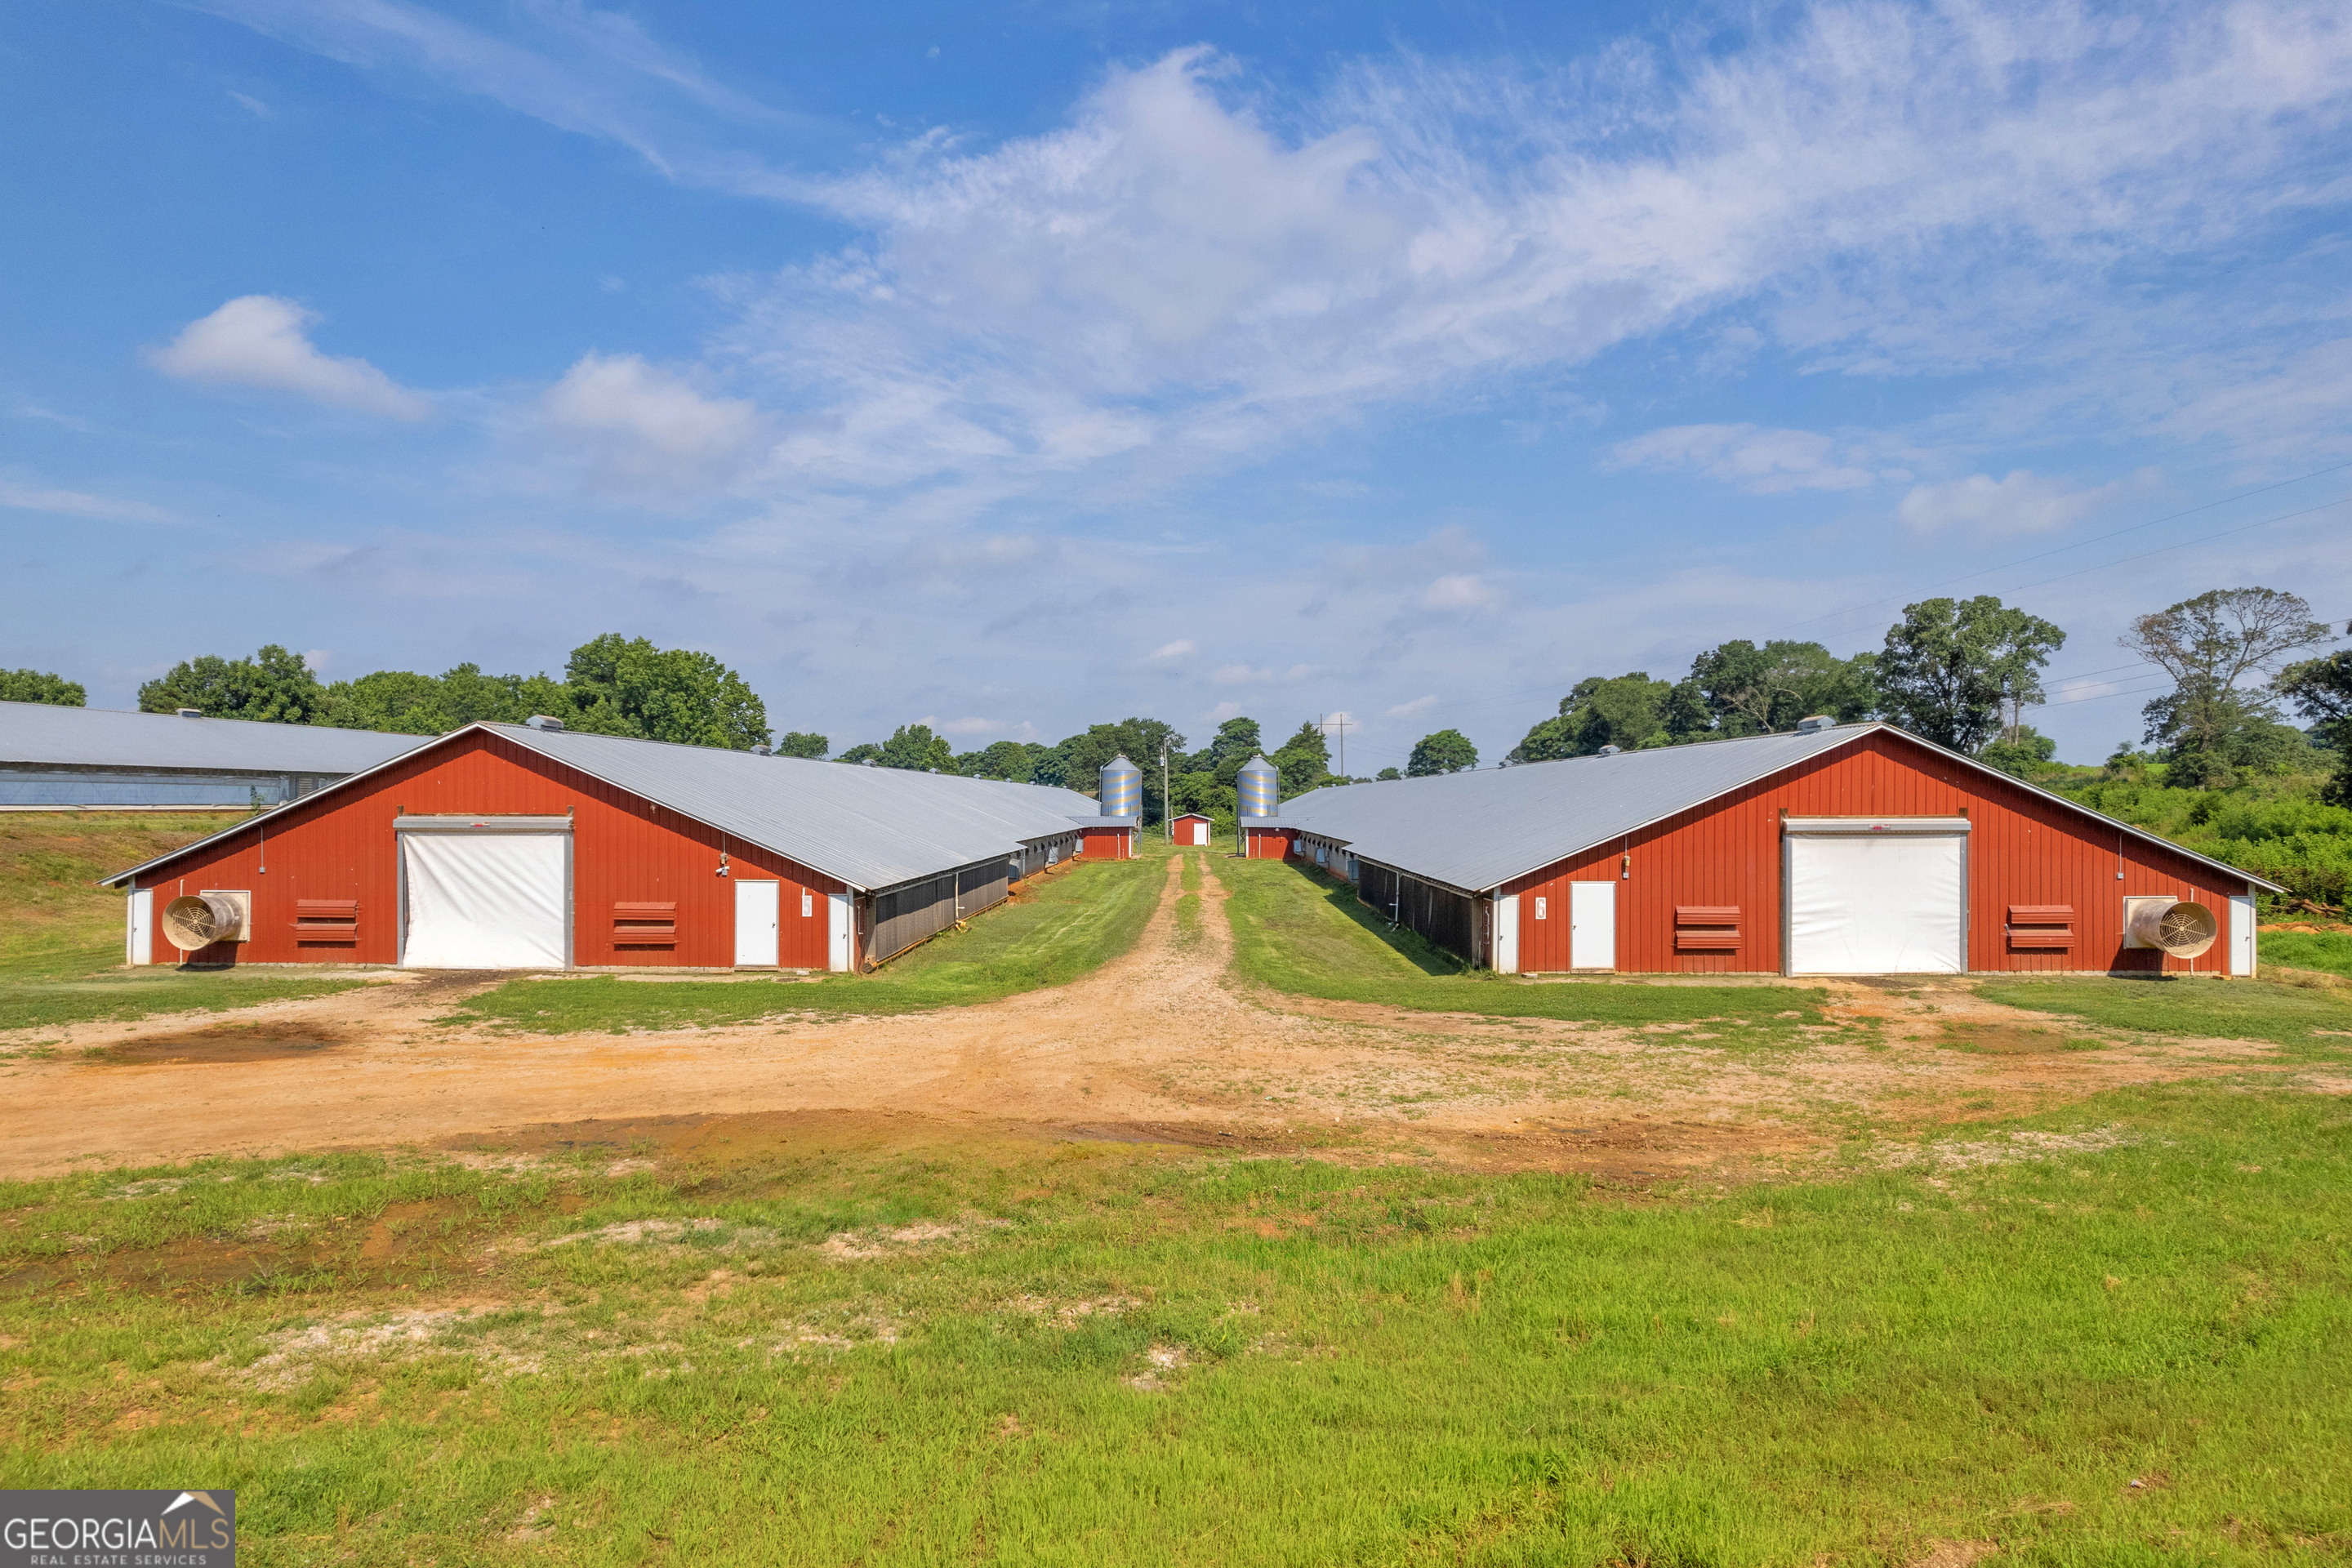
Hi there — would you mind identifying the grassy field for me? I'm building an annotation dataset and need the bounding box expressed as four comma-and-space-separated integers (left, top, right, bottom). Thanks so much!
2261, 929, 2352, 979
442, 851, 1165, 1031
0, 812, 367, 1031
4, 1079, 2347, 1565
1976, 974, 2352, 1056
1221, 855, 1830, 1038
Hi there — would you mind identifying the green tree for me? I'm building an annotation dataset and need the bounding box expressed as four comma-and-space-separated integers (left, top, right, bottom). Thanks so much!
958, 740, 1036, 781
0, 669, 86, 706
2277, 645, 2352, 806
836, 742, 883, 766
1200, 717, 1263, 787
1374, 767, 1401, 781
2123, 589, 2336, 787
1667, 642, 1877, 741
1406, 728, 1479, 775
1267, 721, 1335, 799
1977, 726, 2060, 780
1878, 597, 2064, 755
773, 731, 829, 760
1058, 719, 1184, 821
878, 724, 955, 772
1512, 672, 1675, 761
563, 634, 769, 750
138, 644, 331, 724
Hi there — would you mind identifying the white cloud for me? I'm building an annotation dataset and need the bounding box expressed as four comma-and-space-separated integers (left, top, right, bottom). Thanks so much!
147, 296, 430, 419
1421, 574, 1499, 611
1385, 693, 1440, 718
1606, 424, 1887, 493
1895, 468, 2155, 537
228, 90, 274, 118
0, 474, 175, 523
541, 353, 759, 491
1147, 639, 1196, 662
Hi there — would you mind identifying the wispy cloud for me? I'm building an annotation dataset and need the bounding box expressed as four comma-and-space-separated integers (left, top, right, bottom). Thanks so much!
1896, 467, 2158, 537
0, 474, 176, 523
1606, 424, 1895, 493
147, 296, 430, 419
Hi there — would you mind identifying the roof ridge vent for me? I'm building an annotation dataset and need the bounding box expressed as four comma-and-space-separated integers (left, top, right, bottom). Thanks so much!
751, 743, 772, 755
1595, 744, 1621, 756
176, 707, 203, 718
1795, 715, 1836, 733
524, 715, 566, 731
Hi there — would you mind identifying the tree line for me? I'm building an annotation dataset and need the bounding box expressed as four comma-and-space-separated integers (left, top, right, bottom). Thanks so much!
1380, 590, 2346, 804
7, 585, 2343, 812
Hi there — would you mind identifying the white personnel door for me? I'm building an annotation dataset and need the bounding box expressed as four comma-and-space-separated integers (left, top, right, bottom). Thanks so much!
1492, 893, 1520, 974
734, 880, 780, 967
2230, 893, 2256, 976
1569, 882, 1615, 970
400, 832, 568, 969
1787, 820, 1967, 974
126, 889, 153, 966
1193, 822, 1209, 845
827, 890, 855, 973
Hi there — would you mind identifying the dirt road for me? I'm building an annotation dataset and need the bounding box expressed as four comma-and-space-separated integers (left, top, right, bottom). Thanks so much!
0, 854, 2278, 1178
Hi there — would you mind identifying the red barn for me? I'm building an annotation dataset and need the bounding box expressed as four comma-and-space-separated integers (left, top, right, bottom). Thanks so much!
1239, 822, 1298, 859
1171, 813, 1214, 848
1076, 817, 1138, 859
102, 721, 1097, 972
1276, 723, 2280, 977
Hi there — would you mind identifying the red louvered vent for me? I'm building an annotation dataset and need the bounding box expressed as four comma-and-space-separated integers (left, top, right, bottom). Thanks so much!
613, 901, 678, 946
1675, 905, 1740, 952
292, 898, 359, 942
2006, 904, 2075, 949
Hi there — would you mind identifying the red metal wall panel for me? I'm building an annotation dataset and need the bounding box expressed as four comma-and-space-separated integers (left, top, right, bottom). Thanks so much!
1078, 826, 1134, 860
1243, 827, 1296, 859
132, 731, 846, 969
1504, 729, 2250, 975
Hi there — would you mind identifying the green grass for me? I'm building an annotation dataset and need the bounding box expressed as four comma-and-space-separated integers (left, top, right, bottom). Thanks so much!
1976, 976, 2352, 1058
2262, 929, 2352, 979
1222, 856, 1829, 1037
0, 969, 372, 1034
5, 1082, 2349, 1564
443, 854, 1165, 1032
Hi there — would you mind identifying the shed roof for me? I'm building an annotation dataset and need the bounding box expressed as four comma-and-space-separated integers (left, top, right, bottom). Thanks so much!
1276, 723, 2283, 894
2, 700, 428, 775
103, 722, 1104, 893
1075, 816, 1139, 829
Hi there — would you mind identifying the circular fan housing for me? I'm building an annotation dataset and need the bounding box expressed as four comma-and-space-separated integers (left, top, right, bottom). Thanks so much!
2127, 898, 2217, 959
162, 893, 243, 951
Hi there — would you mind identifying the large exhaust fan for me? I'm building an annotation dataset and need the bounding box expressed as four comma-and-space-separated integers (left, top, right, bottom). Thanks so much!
162, 890, 250, 951
2123, 898, 2217, 959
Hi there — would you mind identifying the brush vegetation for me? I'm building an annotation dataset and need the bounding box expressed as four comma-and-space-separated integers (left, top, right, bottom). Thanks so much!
1220, 857, 1829, 1037
443, 854, 1163, 1032
4, 1079, 2349, 1564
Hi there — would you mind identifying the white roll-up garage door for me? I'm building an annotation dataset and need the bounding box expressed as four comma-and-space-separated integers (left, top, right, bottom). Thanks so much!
399, 817, 571, 969
1786, 817, 1969, 975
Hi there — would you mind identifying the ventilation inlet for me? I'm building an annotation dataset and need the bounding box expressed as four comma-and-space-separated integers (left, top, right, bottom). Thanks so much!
1795, 715, 1836, 733
176, 707, 203, 718
1596, 745, 1621, 756
524, 715, 565, 731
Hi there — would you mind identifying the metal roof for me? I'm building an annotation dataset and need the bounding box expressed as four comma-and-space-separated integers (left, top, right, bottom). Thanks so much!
495, 727, 1102, 891
2, 700, 428, 774
1073, 815, 1139, 828
1276, 723, 2283, 894
102, 724, 1106, 893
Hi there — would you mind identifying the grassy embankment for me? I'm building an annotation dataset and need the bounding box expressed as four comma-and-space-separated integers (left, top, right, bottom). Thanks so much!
1219, 854, 1830, 1040
0, 813, 366, 1031
3, 1075, 2348, 1563
442, 849, 1165, 1032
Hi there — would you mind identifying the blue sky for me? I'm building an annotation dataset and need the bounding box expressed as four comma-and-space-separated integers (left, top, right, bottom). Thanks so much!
3, 0, 2348, 772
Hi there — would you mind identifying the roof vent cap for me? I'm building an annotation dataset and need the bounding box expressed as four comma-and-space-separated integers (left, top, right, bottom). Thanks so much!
862, 759, 878, 767
751, 743, 772, 755
524, 715, 566, 731
176, 707, 203, 718
1794, 715, 1836, 734
1596, 744, 1621, 757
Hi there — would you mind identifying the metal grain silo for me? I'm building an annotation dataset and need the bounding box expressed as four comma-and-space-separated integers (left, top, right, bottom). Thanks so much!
1236, 754, 1278, 818
1098, 753, 1141, 817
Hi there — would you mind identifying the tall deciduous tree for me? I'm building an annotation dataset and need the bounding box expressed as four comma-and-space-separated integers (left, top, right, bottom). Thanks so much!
2123, 589, 2336, 786
2277, 641, 2352, 806
564, 634, 769, 750
1406, 728, 1480, 775
878, 724, 955, 772
1511, 673, 1673, 761
1271, 720, 1333, 799
1878, 597, 2064, 755
773, 731, 829, 760
0, 669, 86, 706
1665, 641, 1878, 742
1058, 719, 1184, 820
139, 645, 331, 724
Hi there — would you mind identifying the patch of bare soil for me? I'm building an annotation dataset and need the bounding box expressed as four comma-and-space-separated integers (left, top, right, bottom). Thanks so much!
0, 853, 2305, 1180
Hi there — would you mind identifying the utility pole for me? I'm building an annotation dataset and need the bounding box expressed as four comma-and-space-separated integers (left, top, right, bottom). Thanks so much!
1159, 733, 1175, 841
1320, 712, 1356, 780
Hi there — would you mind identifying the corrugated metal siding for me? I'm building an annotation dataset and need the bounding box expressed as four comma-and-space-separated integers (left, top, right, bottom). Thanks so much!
1078, 826, 1133, 860
1360, 861, 1479, 962
1243, 828, 1294, 859
1503, 729, 2249, 975
131, 730, 844, 969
